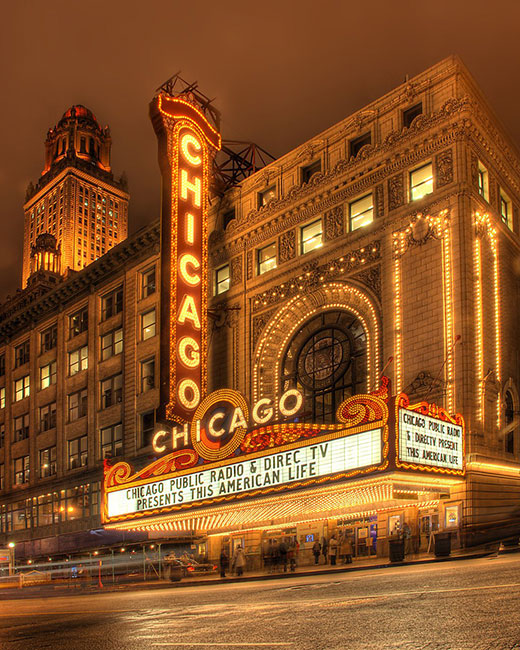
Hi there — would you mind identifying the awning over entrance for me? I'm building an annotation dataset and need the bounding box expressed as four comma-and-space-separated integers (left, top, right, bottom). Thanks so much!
104, 472, 463, 535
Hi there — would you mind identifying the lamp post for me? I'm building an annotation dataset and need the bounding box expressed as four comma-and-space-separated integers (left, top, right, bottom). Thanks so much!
7, 542, 15, 576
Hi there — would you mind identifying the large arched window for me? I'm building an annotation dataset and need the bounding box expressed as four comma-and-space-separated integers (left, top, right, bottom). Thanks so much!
281, 310, 367, 423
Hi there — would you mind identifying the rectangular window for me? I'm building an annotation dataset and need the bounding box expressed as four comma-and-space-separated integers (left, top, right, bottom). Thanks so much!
478, 162, 489, 202
301, 160, 321, 184
258, 186, 276, 208
257, 242, 277, 275
101, 328, 123, 360
0, 387, 4, 409
68, 436, 88, 470
215, 265, 230, 295
223, 208, 236, 229
14, 375, 30, 401
0, 355, 5, 377
100, 374, 123, 409
500, 190, 512, 229
141, 310, 156, 341
69, 346, 88, 376
141, 267, 156, 298
69, 307, 88, 338
100, 423, 123, 459
39, 446, 57, 479
39, 402, 57, 432
14, 456, 29, 485
0, 464, 4, 491
402, 103, 422, 129
0, 424, 4, 448
301, 219, 323, 255
140, 358, 155, 393
14, 414, 29, 442
14, 341, 30, 368
140, 411, 155, 448
349, 132, 372, 158
68, 388, 88, 421
349, 194, 374, 231
40, 361, 57, 390
410, 163, 433, 201
101, 286, 123, 321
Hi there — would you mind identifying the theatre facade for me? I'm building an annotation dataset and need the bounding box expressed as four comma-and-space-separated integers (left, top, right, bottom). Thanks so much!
1, 56, 520, 565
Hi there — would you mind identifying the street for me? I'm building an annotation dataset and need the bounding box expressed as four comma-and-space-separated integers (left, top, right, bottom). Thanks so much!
1, 554, 519, 650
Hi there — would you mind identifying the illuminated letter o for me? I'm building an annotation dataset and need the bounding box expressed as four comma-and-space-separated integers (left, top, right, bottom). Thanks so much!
279, 389, 303, 417
178, 379, 200, 410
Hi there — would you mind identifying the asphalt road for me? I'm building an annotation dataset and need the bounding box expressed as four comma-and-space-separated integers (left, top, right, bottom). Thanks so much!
1, 554, 520, 650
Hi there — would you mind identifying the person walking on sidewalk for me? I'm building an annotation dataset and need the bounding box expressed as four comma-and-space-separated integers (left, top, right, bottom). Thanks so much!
288, 538, 299, 572
312, 540, 321, 565
340, 534, 353, 564
328, 534, 338, 566
279, 538, 288, 572
321, 537, 329, 564
232, 545, 246, 577
219, 548, 229, 578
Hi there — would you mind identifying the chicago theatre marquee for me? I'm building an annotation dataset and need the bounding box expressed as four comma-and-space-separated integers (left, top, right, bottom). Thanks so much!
103, 56, 520, 565
2, 57, 520, 564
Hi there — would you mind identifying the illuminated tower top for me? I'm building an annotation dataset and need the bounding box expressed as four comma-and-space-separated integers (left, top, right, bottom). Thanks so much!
22, 105, 129, 287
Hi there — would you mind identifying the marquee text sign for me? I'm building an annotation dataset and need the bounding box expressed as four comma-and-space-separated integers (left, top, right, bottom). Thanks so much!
106, 427, 383, 519
150, 95, 221, 423
396, 396, 465, 475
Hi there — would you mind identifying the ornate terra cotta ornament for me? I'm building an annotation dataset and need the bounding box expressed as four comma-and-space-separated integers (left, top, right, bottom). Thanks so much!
324, 205, 344, 241
435, 149, 454, 187
230, 255, 242, 286
278, 229, 296, 263
388, 173, 404, 210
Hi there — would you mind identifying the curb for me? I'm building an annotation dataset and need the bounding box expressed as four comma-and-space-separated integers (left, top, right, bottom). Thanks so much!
0, 549, 500, 599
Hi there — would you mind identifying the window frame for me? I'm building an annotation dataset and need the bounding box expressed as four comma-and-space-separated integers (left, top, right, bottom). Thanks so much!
100, 373, 123, 409
140, 357, 155, 393
68, 345, 88, 376
101, 328, 123, 361
141, 309, 156, 341
101, 286, 123, 321
14, 341, 30, 368
500, 190, 512, 229
402, 103, 422, 129
13, 413, 30, 442
69, 306, 88, 339
100, 423, 123, 460
40, 360, 57, 390
68, 388, 88, 422
258, 185, 276, 209
140, 266, 156, 299
477, 161, 489, 202
40, 324, 58, 354
14, 455, 30, 485
409, 162, 434, 202
14, 375, 30, 402
215, 265, 230, 295
300, 219, 323, 255
39, 446, 57, 479
349, 193, 374, 232
257, 242, 277, 276
349, 132, 372, 158
68, 436, 88, 470
39, 402, 57, 432
139, 410, 155, 448
301, 160, 321, 185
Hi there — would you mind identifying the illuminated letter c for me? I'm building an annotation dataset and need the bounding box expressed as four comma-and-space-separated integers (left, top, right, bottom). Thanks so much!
179, 253, 201, 286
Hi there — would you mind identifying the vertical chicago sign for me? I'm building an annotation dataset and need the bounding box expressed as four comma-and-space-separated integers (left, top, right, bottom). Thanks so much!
150, 94, 221, 424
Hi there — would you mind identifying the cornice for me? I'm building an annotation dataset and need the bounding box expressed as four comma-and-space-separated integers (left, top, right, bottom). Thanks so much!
0, 222, 159, 341
209, 97, 473, 265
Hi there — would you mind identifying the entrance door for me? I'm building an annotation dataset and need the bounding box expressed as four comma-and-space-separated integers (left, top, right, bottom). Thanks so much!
419, 513, 439, 551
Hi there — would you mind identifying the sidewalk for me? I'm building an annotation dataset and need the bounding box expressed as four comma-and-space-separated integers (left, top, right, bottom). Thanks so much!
0, 547, 507, 600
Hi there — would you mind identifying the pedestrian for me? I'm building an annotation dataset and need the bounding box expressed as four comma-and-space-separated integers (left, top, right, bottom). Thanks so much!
264, 541, 272, 573
288, 538, 299, 572
340, 535, 353, 564
321, 537, 329, 564
402, 522, 412, 555
219, 548, 229, 578
328, 534, 338, 566
279, 538, 288, 572
312, 540, 321, 565
232, 545, 246, 577
270, 540, 280, 573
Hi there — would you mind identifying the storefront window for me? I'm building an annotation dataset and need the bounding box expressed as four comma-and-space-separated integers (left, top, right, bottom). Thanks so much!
281, 310, 367, 423
388, 514, 402, 537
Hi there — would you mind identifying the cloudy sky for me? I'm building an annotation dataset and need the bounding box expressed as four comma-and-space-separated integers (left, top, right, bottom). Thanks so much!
1, 0, 519, 300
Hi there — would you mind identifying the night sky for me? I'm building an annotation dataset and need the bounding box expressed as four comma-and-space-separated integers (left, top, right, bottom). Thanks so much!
2, 0, 519, 301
